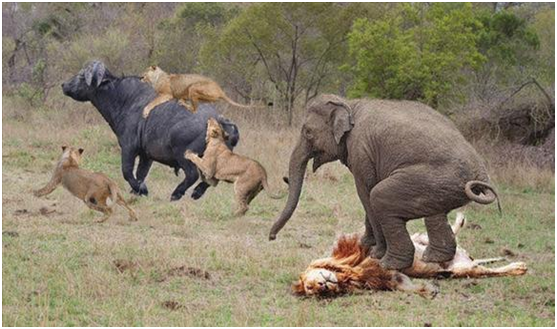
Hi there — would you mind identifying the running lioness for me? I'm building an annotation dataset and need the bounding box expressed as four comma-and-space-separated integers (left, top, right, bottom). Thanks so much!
34, 146, 138, 223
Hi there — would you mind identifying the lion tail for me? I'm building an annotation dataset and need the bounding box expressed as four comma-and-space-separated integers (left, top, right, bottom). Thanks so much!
261, 176, 285, 199
222, 94, 253, 109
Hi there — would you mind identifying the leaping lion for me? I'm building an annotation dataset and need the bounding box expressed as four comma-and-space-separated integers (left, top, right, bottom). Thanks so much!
185, 117, 284, 216
141, 65, 251, 117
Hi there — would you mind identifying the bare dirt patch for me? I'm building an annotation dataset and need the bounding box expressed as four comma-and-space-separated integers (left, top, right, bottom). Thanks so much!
163, 266, 211, 281
162, 300, 183, 311
113, 259, 139, 274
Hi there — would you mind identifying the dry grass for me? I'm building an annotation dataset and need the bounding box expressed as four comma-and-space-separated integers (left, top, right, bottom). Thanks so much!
2, 96, 555, 326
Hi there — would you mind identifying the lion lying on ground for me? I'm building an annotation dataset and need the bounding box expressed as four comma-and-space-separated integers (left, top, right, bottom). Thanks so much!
34, 146, 138, 223
141, 65, 251, 117
293, 213, 527, 298
185, 118, 283, 216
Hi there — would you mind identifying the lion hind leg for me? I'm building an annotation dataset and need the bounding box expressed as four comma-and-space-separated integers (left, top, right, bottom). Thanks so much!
96, 207, 113, 223
472, 257, 506, 266
233, 183, 249, 217
84, 190, 113, 222
451, 262, 527, 278
392, 272, 439, 299
116, 193, 138, 221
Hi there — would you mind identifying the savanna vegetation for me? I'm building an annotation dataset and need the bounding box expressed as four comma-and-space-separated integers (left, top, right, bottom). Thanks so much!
2, 2, 554, 326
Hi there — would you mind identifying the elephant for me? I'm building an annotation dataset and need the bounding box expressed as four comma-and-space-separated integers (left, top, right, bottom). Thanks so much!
269, 94, 500, 270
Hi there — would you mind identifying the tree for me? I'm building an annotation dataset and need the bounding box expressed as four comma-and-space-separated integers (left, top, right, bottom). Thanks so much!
153, 3, 237, 73
345, 3, 484, 107
474, 8, 540, 88
200, 3, 355, 125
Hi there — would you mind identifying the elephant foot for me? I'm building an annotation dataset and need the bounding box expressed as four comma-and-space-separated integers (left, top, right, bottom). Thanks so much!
360, 235, 375, 254
369, 244, 387, 259
380, 252, 414, 270
422, 244, 456, 263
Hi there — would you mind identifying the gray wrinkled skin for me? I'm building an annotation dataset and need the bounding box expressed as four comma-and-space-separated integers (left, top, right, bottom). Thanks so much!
270, 94, 498, 271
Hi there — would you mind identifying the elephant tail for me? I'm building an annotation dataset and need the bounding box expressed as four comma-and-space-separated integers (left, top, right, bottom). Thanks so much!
465, 181, 502, 215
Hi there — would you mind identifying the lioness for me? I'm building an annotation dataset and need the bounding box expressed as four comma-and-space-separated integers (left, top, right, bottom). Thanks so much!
185, 118, 283, 216
141, 65, 251, 117
34, 146, 138, 223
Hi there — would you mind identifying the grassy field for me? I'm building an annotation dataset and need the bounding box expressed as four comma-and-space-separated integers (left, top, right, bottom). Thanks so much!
2, 97, 555, 326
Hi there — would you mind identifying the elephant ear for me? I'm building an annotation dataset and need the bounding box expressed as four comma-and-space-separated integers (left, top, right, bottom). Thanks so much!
84, 61, 106, 87
329, 100, 354, 144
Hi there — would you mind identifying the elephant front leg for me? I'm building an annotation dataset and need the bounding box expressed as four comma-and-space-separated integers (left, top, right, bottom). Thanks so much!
361, 215, 376, 252
378, 216, 415, 270
370, 178, 416, 270
135, 156, 153, 196
422, 213, 457, 263
354, 178, 385, 257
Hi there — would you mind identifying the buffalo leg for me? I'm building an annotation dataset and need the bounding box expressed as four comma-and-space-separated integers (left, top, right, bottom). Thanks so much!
170, 161, 200, 201
191, 182, 210, 200
135, 156, 152, 196
121, 149, 141, 194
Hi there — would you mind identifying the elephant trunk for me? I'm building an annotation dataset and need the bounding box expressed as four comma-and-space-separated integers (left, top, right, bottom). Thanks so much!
269, 138, 311, 240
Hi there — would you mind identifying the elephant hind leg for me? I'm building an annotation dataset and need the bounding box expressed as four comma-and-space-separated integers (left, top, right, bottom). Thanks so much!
422, 213, 457, 263
369, 172, 429, 270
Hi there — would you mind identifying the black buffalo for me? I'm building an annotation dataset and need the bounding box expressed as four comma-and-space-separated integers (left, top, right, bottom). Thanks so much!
62, 61, 239, 201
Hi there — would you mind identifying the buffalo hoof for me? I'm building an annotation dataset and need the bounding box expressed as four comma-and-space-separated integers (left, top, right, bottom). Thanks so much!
379, 253, 414, 271
130, 187, 148, 197
138, 182, 149, 196
191, 190, 204, 200
422, 245, 455, 263
170, 193, 184, 202
191, 182, 210, 200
